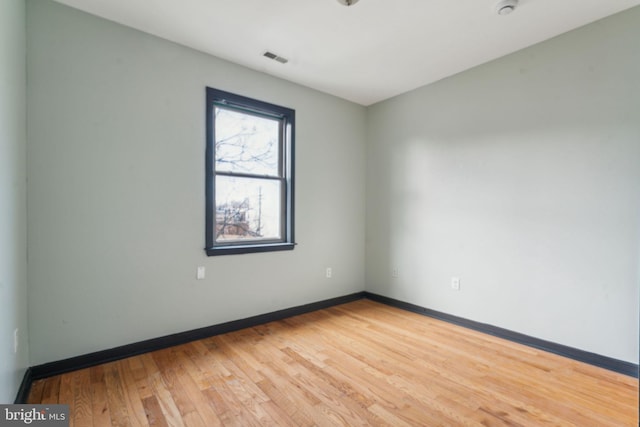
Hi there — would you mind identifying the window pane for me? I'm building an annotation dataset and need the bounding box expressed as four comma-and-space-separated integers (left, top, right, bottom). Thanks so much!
214, 106, 280, 176
215, 175, 282, 243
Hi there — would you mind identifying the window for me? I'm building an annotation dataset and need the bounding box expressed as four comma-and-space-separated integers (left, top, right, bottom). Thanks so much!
205, 88, 295, 255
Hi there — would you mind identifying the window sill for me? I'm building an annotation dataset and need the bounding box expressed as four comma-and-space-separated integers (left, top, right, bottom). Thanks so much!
205, 242, 296, 256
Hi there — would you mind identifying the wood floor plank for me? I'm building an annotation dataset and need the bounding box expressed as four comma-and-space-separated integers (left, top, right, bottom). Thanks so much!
71, 369, 93, 427
213, 335, 271, 404
173, 363, 223, 427
40, 375, 61, 404
204, 374, 262, 427
117, 359, 151, 427
258, 400, 300, 427
89, 365, 113, 427
142, 395, 168, 427
57, 371, 74, 425
27, 300, 639, 426
255, 369, 318, 427
103, 362, 132, 427
147, 370, 185, 427
26, 379, 45, 404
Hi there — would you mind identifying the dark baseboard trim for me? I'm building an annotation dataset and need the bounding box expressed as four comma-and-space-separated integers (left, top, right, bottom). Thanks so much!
364, 292, 639, 378
30, 291, 366, 381
14, 367, 33, 404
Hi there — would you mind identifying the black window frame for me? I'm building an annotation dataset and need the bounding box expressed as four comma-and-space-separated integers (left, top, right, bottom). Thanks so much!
205, 87, 295, 256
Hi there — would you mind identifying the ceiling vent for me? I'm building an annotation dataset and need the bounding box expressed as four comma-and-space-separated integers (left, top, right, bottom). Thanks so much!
263, 51, 289, 64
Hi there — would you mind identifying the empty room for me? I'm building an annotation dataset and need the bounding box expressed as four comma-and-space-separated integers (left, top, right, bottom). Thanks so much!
1, 0, 639, 425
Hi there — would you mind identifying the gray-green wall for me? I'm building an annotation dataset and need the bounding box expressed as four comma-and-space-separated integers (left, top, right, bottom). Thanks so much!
0, 0, 29, 403
26, 0, 366, 365
366, 7, 640, 363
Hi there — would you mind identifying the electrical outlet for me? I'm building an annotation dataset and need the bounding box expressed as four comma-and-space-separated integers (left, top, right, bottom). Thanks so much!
326, 267, 332, 279
392, 267, 399, 278
196, 266, 205, 280
13, 328, 18, 354
451, 277, 460, 291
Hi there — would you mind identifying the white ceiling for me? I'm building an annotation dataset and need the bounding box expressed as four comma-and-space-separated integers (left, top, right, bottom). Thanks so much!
52, 0, 640, 106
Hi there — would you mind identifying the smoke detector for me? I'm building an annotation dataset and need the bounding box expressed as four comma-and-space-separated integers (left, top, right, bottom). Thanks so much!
337, 0, 360, 5
496, 0, 518, 15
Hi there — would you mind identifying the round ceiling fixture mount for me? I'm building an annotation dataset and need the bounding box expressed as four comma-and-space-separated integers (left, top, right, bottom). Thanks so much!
496, 0, 518, 15
337, 0, 360, 6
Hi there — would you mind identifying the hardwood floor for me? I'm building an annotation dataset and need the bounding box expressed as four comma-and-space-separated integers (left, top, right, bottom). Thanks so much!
28, 299, 638, 426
